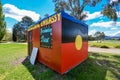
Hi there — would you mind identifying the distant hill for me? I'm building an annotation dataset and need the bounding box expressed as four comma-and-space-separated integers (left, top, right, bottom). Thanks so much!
105, 35, 120, 40
114, 33, 120, 37
105, 32, 120, 40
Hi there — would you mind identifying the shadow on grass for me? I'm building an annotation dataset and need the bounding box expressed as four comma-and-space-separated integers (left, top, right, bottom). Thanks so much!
22, 53, 120, 80
90, 52, 120, 80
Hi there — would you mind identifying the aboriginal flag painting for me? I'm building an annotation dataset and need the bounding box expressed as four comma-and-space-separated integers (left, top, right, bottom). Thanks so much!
62, 17, 88, 50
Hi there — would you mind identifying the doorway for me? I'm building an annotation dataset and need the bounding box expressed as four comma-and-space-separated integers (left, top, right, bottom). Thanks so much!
28, 31, 33, 55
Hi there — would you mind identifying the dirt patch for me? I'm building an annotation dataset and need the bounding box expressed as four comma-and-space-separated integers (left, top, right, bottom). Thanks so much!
88, 46, 120, 55
11, 57, 26, 66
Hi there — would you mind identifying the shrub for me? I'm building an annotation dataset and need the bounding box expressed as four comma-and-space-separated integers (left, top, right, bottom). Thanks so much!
100, 45, 109, 48
115, 45, 120, 48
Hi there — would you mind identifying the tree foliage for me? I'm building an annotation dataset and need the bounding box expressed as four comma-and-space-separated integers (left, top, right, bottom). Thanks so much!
53, 0, 120, 21
94, 31, 105, 43
88, 35, 95, 41
12, 16, 34, 42
53, 0, 101, 20
102, 0, 120, 21
0, 1, 6, 41
2, 31, 12, 41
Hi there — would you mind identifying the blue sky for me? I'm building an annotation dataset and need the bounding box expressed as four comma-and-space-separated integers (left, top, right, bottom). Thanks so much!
1, 0, 120, 36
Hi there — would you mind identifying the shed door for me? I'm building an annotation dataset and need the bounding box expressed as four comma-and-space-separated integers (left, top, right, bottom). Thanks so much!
28, 31, 33, 55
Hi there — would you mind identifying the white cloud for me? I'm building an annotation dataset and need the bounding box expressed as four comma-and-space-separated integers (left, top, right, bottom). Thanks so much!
85, 10, 120, 20
90, 21, 120, 28
85, 11, 103, 20
117, 11, 120, 17
111, 31, 120, 36
3, 4, 40, 21
104, 31, 112, 36
101, 30, 120, 36
89, 29, 97, 35
110, 0, 118, 4
7, 28, 12, 33
111, 27, 118, 30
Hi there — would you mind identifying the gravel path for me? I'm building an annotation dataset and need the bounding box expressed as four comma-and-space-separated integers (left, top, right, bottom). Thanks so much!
88, 46, 120, 55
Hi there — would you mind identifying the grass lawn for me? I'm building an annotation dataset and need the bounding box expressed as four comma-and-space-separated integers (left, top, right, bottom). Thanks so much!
0, 43, 120, 80
89, 40, 120, 48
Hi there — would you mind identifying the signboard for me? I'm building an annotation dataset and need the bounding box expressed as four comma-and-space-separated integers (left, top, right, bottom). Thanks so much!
27, 13, 60, 31
30, 47, 38, 65
40, 25, 52, 48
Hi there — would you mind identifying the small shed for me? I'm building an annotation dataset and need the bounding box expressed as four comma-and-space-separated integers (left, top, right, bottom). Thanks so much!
27, 11, 88, 74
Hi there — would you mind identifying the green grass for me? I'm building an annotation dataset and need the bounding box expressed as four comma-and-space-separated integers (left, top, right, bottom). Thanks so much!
89, 40, 120, 48
0, 43, 120, 80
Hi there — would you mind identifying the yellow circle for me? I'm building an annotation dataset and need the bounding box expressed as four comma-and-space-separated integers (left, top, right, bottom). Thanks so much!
75, 35, 82, 50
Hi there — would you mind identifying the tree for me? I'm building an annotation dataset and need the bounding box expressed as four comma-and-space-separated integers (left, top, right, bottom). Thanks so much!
12, 23, 20, 42
53, 0, 101, 20
53, 0, 120, 21
12, 16, 34, 42
21, 16, 34, 41
88, 35, 95, 41
0, 1, 6, 41
2, 31, 12, 41
94, 31, 105, 43
101, 32, 105, 41
12, 27, 17, 42
102, 0, 120, 21
94, 31, 101, 43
